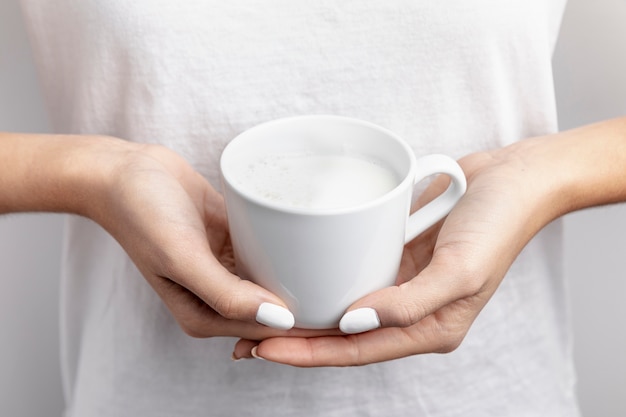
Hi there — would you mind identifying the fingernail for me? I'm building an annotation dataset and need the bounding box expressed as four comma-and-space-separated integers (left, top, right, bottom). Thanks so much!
256, 302, 295, 330
339, 308, 381, 334
250, 346, 266, 360
231, 352, 255, 362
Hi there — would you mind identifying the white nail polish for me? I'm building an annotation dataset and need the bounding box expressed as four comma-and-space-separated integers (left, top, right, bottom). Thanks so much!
256, 302, 295, 330
339, 308, 381, 334
250, 346, 266, 361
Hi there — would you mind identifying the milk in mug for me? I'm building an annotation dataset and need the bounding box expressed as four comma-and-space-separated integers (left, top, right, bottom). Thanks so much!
233, 152, 400, 210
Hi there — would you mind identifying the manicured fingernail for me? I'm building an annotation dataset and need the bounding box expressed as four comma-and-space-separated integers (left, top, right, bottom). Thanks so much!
250, 346, 266, 360
256, 302, 295, 330
339, 308, 381, 334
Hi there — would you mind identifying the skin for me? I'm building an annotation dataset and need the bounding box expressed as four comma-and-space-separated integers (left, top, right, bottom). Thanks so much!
235, 117, 626, 365
0, 133, 337, 341
2, 116, 626, 366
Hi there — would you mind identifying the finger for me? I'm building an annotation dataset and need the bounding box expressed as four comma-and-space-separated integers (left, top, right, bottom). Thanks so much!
154, 272, 349, 340
232, 339, 259, 360
103, 146, 296, 333
151, 209, 296, 331
395, 220, 440, 285
393, 173, 453, 285
231, 328, 343, 361
338, 242, 491, 335
149, 277, 269, 338
248, 318, 454, 367
181, 193, 296, 329
154, 257, 297, 331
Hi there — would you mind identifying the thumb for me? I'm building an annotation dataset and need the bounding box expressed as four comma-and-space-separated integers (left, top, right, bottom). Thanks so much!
164, 251, 296, 331
338, 253, 484, 334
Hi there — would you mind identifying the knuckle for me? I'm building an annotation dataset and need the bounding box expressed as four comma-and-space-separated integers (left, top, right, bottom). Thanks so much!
440, 265, 486, 303
212, 290, 242, 320
396, 301, 427, 328
212, 279, 260, 321
437, 247, 490, 297
460, 268, 486, 297
138, 142, 171, 159
385, 286, 429, 328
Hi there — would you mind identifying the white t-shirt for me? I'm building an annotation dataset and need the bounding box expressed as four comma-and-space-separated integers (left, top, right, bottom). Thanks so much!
20, 1, 579, 416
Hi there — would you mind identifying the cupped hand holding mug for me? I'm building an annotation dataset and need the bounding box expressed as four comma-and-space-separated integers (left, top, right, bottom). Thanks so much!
220, 115, 467, 332
232, 118, 626, 366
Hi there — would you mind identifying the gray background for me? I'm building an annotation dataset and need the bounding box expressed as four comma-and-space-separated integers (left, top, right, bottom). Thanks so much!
1, 0, 625, 415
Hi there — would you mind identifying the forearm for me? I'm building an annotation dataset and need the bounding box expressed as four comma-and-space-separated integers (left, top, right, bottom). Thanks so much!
499, 117, 626, 222
0, 132, 134, 216
555, 117, 626, 209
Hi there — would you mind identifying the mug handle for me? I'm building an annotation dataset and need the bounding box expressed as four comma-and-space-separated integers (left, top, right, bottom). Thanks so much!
405, 154, 467, 243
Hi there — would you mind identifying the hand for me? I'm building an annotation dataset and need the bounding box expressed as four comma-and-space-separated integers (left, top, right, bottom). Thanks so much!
2, 132, 343, 343
78, 137, 338, 341
232, 138, 566, 365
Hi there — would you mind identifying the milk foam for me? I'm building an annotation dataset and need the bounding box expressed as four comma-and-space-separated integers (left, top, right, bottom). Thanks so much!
236, 153, 399, 210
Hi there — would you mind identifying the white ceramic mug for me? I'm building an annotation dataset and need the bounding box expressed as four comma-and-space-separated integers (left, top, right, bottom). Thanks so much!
220, 115, 466, 329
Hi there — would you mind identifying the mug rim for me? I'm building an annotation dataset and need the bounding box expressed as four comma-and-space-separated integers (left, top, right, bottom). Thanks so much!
220, 114, 417, 216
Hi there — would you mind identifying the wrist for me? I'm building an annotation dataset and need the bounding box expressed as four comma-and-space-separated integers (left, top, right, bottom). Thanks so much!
56, 135, 147, 223
0, 133, 139, 217
495, 117, 626, 221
